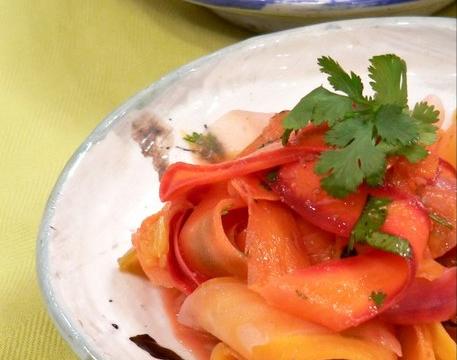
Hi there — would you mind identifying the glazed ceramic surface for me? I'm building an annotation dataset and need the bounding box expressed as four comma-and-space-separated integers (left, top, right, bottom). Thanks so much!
37, 17, 456, 360
183, 0, 455, 32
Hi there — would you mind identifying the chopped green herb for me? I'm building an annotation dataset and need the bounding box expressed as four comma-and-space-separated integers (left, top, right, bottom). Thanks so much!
370, 290, 387, 309
183, 131, 225, 163
429, 212, 454, 229
350, 197, 391, 245
349, 197, 412, 258
295, 289, 308, 300
366, 232, 411, 258
282, 54, 439, 198
340, 246, 358, 259
265, 170, 279, 183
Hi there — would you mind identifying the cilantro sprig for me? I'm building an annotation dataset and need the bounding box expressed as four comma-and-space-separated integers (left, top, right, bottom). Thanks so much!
370, 290, 387, 309
282, 55, 439, 198
183, 131, 224, 162
348, 197, 412, 258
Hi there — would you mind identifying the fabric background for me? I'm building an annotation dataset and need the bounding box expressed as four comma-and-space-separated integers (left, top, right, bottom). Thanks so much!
0, 0, 454, 358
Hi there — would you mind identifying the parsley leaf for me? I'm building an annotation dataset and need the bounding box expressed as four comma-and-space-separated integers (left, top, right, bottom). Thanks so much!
370, 291, 387, 309
348, 196, 412, 258
281, 54, 439, 198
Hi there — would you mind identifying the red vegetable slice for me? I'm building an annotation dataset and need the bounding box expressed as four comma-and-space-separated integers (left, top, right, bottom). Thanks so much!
419, 159, 457, 258
382, 267, 457, 325
160, 144, 325, 201
272, 160, 367, 237
228, 175, 279, 204
254, 200, 429, 331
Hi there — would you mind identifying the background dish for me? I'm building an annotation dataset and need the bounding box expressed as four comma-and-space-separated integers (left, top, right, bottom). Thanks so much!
37, 17, 456, 360
183, 0, 455, 32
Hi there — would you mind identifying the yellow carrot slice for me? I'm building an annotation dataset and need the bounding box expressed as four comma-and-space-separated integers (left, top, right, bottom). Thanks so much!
428, 322, 457, 360
210, 343, 244, 360
117, 247, 145, 277
398, 325, 435, 360
178, 278, 329, 359
251, 334, 397, 360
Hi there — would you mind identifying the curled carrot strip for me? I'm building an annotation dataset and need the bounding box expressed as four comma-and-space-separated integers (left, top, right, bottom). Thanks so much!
132, 201, 192, 292
179, 187, 247, 280
245, 200, 309, 286
160, 144, 325, 201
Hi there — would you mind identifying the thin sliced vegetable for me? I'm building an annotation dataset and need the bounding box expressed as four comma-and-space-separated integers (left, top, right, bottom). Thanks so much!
117, 248, 146, 277
245, 201, 309, 285
255, 200, 429, 331
419, 159, 456, 258
251, 334, 397, 360
132, 201, 192, 292
238, 111, 288, 157
178, 278, 329, 359
179, 192, 247, 280
428, 322, 457, 360
398, 325, 435, 360
160, 143, 325, 201
210, 343, 244, 360
344, 319, 402, 357
228, 175, 279, 203
382, 267, 457, 324
272, 159, 367, 236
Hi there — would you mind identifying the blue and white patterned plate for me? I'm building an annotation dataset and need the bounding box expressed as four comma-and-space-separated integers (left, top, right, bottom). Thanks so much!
184, 0, 454, 32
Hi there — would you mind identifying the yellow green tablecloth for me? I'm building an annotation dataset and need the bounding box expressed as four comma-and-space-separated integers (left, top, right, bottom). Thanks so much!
0, 1, 455, 359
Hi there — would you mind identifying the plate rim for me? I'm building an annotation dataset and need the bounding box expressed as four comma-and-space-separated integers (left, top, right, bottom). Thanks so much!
36, 16, 456, 360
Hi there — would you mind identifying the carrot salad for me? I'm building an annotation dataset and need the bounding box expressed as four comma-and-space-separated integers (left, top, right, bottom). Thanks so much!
120, 55, 456, 360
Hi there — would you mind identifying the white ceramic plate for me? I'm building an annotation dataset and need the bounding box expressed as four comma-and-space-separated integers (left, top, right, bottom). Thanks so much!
37, 17, 456, 360
183, 0, 455, 32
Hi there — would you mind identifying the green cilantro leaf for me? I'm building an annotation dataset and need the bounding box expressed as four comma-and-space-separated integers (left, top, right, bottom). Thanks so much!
265, 170, 279, 183
411, 101, 440, 145
374, 104, 418, 145
318, 56, 366, 104
350, 197, 391, 246
368, 54, 407, 107
370, 291, 387, 309
429, 212, 454, 229
183, 131, 224, 163
395, 144, 429, 163
281, 54, 439, 198
316, 121, 386, 197
283, 87, 354, 130
348, 196, 412, 258
366, 232, 412, 258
